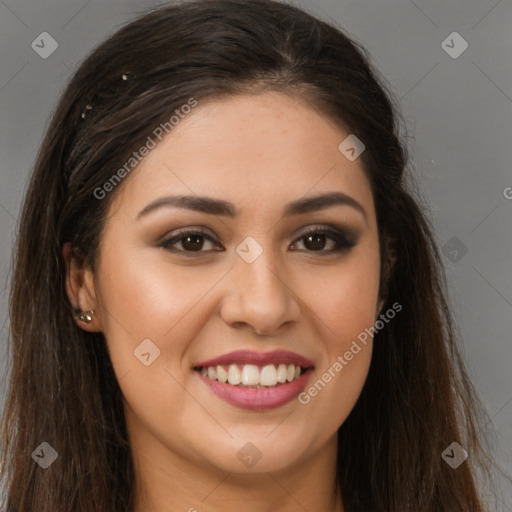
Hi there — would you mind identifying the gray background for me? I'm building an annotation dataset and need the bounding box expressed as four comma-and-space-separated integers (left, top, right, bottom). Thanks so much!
0, 0, 511, 508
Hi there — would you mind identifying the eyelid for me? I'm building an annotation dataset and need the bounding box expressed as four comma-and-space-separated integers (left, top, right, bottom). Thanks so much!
292, 223, 357, 243
156, 225, 216, 244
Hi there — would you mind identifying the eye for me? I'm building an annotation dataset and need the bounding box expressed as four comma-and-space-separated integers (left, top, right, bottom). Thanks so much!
159, 229, 221, 254
290, 225, 355, 254
159, 224, 356, 256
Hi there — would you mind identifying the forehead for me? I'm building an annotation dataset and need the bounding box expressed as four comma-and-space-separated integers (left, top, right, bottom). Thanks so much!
108, 92, 375, 223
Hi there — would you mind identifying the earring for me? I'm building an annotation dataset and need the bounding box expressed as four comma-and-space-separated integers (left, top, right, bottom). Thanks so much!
77, 309, 95, 324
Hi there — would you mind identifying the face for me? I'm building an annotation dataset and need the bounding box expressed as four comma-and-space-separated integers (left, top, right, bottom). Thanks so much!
72, 91, 382, 488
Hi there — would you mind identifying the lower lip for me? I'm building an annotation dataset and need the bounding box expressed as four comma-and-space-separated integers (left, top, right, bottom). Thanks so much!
197, 369, 313, 411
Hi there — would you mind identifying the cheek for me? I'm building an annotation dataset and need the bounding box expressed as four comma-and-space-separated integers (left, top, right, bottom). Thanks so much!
93, 246, 222, 448
93, 243, 224, 382
295, 245, 380, 421
96, 243, 219, 333
302, 244, 381, 337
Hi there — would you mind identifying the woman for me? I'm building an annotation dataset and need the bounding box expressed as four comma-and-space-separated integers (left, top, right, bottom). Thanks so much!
0, 0, 499, 510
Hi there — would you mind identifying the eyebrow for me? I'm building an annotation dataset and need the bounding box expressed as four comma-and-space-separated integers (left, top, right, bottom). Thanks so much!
137, 191, 368, 222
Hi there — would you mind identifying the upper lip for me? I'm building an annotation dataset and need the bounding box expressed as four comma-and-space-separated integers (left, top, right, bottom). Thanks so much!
194, 350, 314, 369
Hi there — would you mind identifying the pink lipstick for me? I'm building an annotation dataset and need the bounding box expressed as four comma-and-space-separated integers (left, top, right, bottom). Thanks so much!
194, 350, 314, 410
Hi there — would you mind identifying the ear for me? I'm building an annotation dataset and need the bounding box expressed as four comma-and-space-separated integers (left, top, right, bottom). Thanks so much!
62, 242, 102, 332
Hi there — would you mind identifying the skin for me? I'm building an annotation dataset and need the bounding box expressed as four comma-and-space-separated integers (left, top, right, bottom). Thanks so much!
64, 91, 384, 512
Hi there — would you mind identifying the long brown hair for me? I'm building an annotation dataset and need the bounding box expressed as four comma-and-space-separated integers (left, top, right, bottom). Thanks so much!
0, 0, 503, 510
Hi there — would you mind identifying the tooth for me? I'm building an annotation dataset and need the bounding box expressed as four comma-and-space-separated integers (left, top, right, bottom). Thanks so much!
227, 364, 242, 385
286, 364, 295, 382
208, 362, 302, 386
276, 364, 287, 383
260, 364, 278, 386
242, 364, 260, 385
217, 365, 228, 383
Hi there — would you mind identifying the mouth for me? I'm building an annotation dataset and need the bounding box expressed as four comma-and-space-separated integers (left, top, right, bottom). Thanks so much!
193, 350, 314, 410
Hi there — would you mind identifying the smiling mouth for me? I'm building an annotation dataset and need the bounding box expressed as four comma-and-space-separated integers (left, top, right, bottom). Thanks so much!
195, 363, 306, 388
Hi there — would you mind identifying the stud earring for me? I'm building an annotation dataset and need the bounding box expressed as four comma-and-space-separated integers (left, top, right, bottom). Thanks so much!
77, 309, 95, 324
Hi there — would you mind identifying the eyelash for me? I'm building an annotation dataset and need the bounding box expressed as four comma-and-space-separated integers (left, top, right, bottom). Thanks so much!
158, 224, 356, 257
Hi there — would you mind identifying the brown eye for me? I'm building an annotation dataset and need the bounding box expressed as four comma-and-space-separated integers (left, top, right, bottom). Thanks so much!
160, 230, 220, 254
302, 233, 329, 251
290, 226, 356, 254
180, 233, 205, 251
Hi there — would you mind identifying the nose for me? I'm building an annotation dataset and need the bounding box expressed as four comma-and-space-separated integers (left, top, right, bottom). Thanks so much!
219, 247, 301, 336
